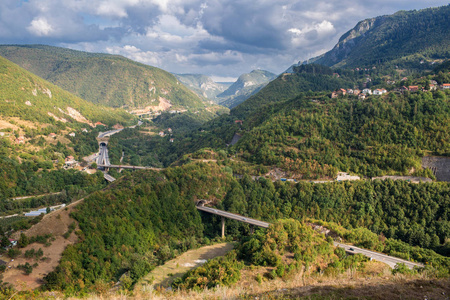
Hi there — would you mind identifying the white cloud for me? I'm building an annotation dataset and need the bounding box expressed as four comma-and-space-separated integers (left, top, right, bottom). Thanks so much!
106, 45, 161, 65
1, 0, 449, 77
27, 17, 54, 36
289, 20, 336, 47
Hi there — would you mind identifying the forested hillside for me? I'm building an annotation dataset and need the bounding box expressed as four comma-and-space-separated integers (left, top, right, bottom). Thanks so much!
305, 5, 450, 69
39, 162, 449, 294
0, 55, 133, 126
0, 45, 205, 110
233, 89, 449, 178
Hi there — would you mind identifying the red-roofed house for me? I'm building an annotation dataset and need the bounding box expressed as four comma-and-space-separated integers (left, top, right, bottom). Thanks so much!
94, 122, 107, 127
442, 84, 450, 90
409, 86, 419, 92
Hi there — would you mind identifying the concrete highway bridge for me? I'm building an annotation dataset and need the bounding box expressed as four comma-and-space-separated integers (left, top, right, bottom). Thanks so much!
97, 164, 163, 171
196, 203, 423, 270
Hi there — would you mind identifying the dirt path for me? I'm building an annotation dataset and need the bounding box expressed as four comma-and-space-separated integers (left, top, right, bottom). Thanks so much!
3, 198, 85, 290
136, 242, 234, 292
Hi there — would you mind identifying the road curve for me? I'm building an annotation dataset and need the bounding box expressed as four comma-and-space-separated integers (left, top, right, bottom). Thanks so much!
196, 206, 270, 228
334, 242, 424, 269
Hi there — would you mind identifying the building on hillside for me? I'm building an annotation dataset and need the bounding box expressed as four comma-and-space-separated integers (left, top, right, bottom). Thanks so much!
159, 131, 165, 137
358, 94, 366, 100
169, 138, 174, 143
373, 89, 387, 95
429, 84, 437, 91
49, 133, 57, 138
408, 86, 419, 92
401, 77, 408, 81
8, 239, 17, 247
167, 128, 172, 133
234, 120, 243, 125
15, 136, 25, 144
331, 92, 338, 99
442, 83, 450, 90
347, 89, 354, 94
339, 88, 347, 95
353, 89, 361, 95
81, 128, 88, 133
69, 132, 76, 137
362, 89, 372, 95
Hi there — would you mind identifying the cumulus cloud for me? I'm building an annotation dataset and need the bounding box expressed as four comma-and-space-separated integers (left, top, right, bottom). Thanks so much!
27, 17, 54, 36
0, 0, 448, 78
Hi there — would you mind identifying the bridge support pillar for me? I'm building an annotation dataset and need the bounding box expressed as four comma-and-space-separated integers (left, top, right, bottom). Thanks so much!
221, 216, 225, 238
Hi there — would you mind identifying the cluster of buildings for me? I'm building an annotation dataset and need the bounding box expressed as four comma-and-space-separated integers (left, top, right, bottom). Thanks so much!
331, 88, 387, 100
158, 128, 174, 142
332, 81, 450, 100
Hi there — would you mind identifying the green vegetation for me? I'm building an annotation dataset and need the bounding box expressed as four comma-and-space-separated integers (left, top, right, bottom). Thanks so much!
0, 45, 206, 110
0, 55, 134, 126
311, 5, 450, 69
233, 89, 449, 178
172, 251, 244, 290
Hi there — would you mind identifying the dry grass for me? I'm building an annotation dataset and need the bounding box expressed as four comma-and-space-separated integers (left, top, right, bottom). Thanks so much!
135, 243, 234, 292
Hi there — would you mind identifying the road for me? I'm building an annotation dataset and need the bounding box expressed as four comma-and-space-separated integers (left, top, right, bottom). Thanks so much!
97, 164, 163, 171
97, 143, 110, 166
196, 206, 270, 228
97, 128, 124, 138
196, 206, 423, 269
334, 242, 423, 269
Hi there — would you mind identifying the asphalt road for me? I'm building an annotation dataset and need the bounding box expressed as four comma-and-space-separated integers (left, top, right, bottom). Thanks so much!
334, 242, 424, 269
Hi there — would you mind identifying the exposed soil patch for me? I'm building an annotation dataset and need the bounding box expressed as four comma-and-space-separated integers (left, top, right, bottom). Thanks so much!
3, 199, 83, 290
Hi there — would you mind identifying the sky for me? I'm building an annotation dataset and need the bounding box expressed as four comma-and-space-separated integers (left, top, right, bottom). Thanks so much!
0, 0, 448, 81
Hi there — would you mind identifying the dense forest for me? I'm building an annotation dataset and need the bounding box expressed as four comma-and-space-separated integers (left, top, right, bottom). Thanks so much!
40, 163, 448, 293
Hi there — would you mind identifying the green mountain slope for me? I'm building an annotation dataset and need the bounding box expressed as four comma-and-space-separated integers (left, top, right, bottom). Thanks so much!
231, 65, 354, 120
0, 55, 133, 126
305, 5, 450, 69
0, 45, 205, 111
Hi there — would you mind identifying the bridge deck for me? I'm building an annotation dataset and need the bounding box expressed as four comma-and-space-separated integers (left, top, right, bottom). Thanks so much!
196, 206, 270, 228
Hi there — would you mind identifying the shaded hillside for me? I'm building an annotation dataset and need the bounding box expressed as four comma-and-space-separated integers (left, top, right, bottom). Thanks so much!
218, 70, 276, 108
0, 45, 205, 111
304, 5, 450, 69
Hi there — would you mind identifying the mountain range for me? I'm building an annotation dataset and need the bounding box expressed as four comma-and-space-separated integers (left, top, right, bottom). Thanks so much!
298, 5, 450, 69
0, 45, 206, 114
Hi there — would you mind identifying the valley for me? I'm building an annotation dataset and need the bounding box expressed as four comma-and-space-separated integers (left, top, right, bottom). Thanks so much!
0, 3, 449, 300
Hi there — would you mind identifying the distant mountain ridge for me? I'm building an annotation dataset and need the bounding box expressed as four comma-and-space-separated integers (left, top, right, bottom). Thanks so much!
0, 45, 206, 113
217, 69, 276, 108
174, 74, 229, 101
297, 5, 450, 69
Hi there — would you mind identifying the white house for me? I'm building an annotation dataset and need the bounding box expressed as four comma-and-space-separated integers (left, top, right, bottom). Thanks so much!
362, 89, 372, 95
373, 89, 387, 95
